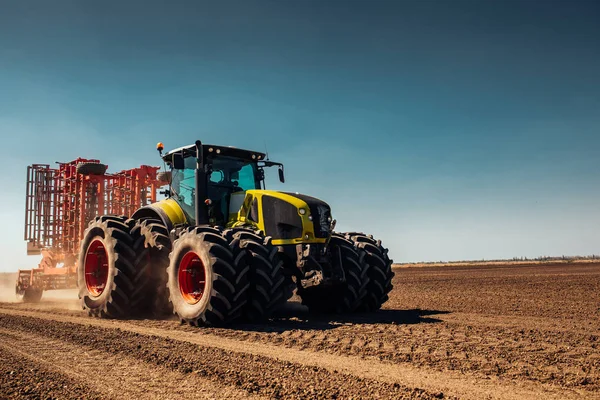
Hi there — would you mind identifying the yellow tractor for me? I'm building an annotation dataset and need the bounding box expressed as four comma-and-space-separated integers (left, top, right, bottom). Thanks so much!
78, 141, 394, 325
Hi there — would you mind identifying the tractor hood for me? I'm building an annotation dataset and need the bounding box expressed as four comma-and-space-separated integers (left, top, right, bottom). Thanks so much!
281, 192, 333, 238
228, 190, 333, 245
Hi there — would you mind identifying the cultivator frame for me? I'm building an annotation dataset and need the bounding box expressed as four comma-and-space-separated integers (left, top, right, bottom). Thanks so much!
19, 158, 163, 298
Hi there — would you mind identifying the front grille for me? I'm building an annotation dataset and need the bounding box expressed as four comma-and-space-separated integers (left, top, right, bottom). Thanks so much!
262, 195, 303, 240
283, 192, 331, 239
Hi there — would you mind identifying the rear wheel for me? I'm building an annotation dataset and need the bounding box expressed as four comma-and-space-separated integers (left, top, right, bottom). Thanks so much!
346, 232, 394, 311
130, 218, 172, 316
167, 227, 241, 326
299, 233, 367, 313
77, 216, 136, 318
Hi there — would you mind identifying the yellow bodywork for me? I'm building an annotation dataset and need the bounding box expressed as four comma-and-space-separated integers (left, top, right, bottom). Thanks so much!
228, 190, 326, 246
150, 191, 326, 246
150, 198, 188, 226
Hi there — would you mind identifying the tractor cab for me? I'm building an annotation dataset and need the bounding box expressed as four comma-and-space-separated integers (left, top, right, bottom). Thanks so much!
161, 143, 284, 227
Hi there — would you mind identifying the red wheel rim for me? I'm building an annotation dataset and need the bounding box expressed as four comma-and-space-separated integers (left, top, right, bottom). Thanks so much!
84, 239, 109, 297
178, 251, 207, 305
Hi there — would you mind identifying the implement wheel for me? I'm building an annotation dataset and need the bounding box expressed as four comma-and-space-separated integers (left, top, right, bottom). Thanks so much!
77, 216, 136, 318
167, 227, 241, 326
17, 286, 42, 303
157, 171, 171, 184
76, 162, 108, 176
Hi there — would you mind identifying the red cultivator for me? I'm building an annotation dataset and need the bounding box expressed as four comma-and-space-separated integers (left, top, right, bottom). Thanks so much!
18, 158, 164, 301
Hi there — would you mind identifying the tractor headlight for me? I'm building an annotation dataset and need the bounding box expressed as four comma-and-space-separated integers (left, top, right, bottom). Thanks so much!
299, 208, 306, 215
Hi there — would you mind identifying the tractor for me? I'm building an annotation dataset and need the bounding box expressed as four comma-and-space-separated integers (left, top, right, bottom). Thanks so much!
78, 141, 394, 325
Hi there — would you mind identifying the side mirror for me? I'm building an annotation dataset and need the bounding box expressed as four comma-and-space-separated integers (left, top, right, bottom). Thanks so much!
172, 153, 185, 170
278, 166, 285, 183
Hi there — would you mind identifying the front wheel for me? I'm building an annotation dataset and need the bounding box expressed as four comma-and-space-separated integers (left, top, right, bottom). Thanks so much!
299, 233, 368, 314
223, 227, 286, 321
346, 232, 394, 311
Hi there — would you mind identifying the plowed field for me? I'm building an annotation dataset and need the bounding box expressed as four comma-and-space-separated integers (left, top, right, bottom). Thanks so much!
1, 262, 599, 399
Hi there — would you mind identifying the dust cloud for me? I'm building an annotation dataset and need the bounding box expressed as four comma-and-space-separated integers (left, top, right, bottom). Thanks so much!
0, 273, 17, 302
0, 272, 80, 309
39, 289, 81, 311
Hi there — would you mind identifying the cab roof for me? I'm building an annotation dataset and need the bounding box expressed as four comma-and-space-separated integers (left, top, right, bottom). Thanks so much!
163, 144, 267, 162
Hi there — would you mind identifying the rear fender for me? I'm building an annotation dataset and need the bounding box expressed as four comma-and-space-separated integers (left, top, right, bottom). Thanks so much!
132, 198, 188, 230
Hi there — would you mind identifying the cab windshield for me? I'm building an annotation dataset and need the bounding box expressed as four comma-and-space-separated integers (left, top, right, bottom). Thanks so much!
170, 155, 260, 220
208, 155, 260, 192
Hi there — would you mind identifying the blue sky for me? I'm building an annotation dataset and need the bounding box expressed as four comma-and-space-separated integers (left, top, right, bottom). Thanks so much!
0, 0, 599, 271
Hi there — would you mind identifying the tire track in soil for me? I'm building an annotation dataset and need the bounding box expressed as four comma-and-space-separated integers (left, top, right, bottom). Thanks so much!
24, 302, 599, 396
0, 345, 104, 400
1, 308, 595, 400
6, 301, 600, 393
0, 312, 437, 400
0, 328, 259, 400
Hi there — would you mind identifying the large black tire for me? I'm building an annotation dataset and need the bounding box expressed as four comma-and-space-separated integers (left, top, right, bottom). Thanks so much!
167, 227, 242, 326
77, 215, 136, 318
299, 233, 367, 313
223, 228, 285, 321
76, 162, 108, 176
130, 218, 172, 316
346, 232, 394, 311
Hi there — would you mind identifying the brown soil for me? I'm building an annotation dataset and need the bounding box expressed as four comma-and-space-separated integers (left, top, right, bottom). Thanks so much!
1, 262, 599, 399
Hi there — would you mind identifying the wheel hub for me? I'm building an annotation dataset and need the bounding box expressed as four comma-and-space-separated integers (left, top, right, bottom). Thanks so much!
178, 251, 207, 305
84, 239, 109, 297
